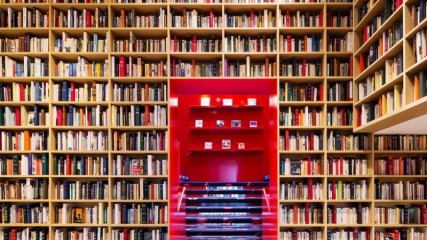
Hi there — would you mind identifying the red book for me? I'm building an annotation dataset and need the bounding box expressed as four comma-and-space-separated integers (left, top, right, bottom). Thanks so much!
123, 229, 129, 240
356, 108, 361, 127
292, 204, 298, 224
294, 108, 299, 126
56, 106, 63, 126
363, 26, 368, 42
302, 59, 307, 76
119, 56, 126, 77
332, 205, 337, 224
85, 10, 91, 27
192, 35, 197, 52
10, 229, 17, 240
209, 8, 214, 28
286, 11, 290, 27
173, 35, 177, 52
339, 157, 343, 175
70, 82, 75, 101
66, 154, 71, 175
285, 129, 289, 150
307, 178, 313, 200
359, 53, 365, 73
309, 132, 314, 150
307, 157, 312, 175
331, 181, 336, 200
319, 10, 323, 27
172, 58, 176, 77
15, 107, 21, 126
19, 83, 25, 101
287, 35, 291, 52
144, 104, 150, 126
304, 203, 310, 223
387, 155, 393, 175
340, 108, 345, 126
250, 10, 254, 27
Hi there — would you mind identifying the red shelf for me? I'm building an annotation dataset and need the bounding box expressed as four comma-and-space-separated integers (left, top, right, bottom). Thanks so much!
189, 105, 263, 110
189, 127, 264, 132
189, 148, 264, 153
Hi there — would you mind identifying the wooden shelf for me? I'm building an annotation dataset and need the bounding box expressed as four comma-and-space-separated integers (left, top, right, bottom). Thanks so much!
279, 101, 325, 107
278, 2, 324, 11
279, 150, 325, 154
279, 27, 324, 34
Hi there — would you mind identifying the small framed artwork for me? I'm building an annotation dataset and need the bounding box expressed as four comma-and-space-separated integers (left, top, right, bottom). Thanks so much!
231, 120, 241, 127
132, 159, 142, 174
222, 139, 231, 149
216, 120, 225, 127
223, 98, 233, 106
201, 97, 210, 106
249, 121, 257, 128
72, 208, 83, 223
204, 142, 213, 149
238, 142, 245, 149
248, 98, 257, 106
195, 120, 203, 128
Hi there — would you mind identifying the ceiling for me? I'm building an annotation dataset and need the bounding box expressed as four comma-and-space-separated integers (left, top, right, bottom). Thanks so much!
376, 114, 427, 135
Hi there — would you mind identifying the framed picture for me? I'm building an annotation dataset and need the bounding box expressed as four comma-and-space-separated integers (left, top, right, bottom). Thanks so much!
72, 208, 83, 223
248, 98, 257, 106
238, 142, 245, 149
222, 139, 231, 149
291, 161, 301, 175
201, 97, 210, 106
216, 120, 225, 127
249, 121, 257, 128
132, 159, 142, 174
195, 120, 203, 128
231, 120, 241, 127
222, 98, 233, 106
204, 142, 213, 149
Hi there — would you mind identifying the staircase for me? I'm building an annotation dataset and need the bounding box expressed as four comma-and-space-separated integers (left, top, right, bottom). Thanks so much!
180, 181, 268, 240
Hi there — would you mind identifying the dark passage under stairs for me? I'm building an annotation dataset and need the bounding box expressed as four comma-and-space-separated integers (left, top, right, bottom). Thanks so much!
180, 181, 269, 240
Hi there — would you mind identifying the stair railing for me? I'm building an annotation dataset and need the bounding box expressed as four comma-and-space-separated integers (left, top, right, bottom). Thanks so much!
177, 186, 186, 212
262, 187, 271, 212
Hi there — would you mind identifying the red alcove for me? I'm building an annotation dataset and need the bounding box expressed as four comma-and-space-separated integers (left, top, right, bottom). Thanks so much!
169, 78, 278, 239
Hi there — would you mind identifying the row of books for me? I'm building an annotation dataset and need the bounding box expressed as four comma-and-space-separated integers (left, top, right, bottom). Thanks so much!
113, 180, 167, 200
0, 34, 48, 53
413, 72, 427, 101
375, 180, 426, 200
112, 203, 167, 224
54, 228, 107, 240
280, 82, 323, 102
111, 56, 167, 77
0, 82, 49, 102
0, 56, 48, 77
53, 81, 108, 102
279, 34, 322, 52
327, 205, 370, 224
357, 69, 386, 102
171, 35, 222, 53
224, 10, 275, 28
279, 58, 322, 77
327, 180, 368, 200
374, 135, 427, 151
56, 131, 107, 151
279, 204, 322, 224
53, 155, 108, 176
327, 57, 352, 77
278, 10, 322, 28
411, 0, 427, 27
112, 8, 166, 28
55, 58, 108, 77
112, 83, 167, 102
0, 204, 49, 224
224, 58, 275, 77
327, 32, 353, 52
112, 130, 167, 151
111, 229, 167, 240
280, 157, 321, 176
375, 229, 427, 240
374, 156, 427, 175
0, 105, 48, 126
279, 131, 323, 151
374, 205, 427, 224
0, 131, 48, 151
54, 181, 108, 200
225, 35, 276, 53
55, 203, 107, 224
172, 9, 221, 28
1, 228, 48, 240
326, 132, 369, 151
112, 155, 167, 176
327, 157, 368, 176
0, 178, 48, 200
171, 59, 221, 77
280, 230, 322, 240
111, 105, 167, 127
0, 154, 48, 176
279, 106, 322, 127
358, 85, 403, 126
55, 32, 107, 53
0, 8, 48, 28
326, 106, 353, 127
114, 32, 166, 53
280, 180, 323, 200
53, 8, 108, 28
53, 105, 108, 127
326, 10, 353, 27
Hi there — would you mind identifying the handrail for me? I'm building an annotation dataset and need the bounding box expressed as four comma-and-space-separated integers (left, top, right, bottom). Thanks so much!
262, 187, 271, 212
177, 186, 186, 212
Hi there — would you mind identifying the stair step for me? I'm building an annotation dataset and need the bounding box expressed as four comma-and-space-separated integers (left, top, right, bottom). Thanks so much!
186, 189, 263, 195
187, 197, 262, 203
187, 236, 262, 240
186, 215, 262, 224
186, 206, 262, 212
181, 182, 268, 187
186, 227, 262, 236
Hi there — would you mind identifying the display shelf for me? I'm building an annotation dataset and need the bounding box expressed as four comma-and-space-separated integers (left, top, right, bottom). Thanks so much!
354, 73, 404, 106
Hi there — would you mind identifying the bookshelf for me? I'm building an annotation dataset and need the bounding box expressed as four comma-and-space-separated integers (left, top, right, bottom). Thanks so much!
0, 0, 425, 239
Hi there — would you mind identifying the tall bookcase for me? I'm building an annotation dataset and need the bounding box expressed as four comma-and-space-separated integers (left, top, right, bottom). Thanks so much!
0, 0, 426, 239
